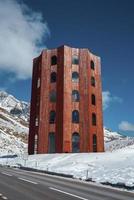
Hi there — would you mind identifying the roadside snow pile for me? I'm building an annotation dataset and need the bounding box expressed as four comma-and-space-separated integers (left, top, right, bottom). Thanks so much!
1, 144, 134, 187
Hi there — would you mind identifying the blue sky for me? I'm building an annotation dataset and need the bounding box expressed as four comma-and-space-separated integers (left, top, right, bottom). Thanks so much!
0, 0, 134, 136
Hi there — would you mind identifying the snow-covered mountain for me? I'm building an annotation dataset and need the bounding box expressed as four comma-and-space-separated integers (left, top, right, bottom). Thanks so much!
0, 91, 134, 156
104, 128, 134, 151
0, 91, 30, 121
0, 91, 29, 156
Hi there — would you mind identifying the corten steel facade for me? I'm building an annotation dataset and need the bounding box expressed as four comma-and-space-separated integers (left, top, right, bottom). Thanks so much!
28, 45, 104, 154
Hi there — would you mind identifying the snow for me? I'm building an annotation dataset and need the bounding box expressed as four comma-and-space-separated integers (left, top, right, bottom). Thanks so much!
0, 91, 30, 121
104, 128, 124, 142
23, 145, 134, 188
0, 112, 28, 134
0, 91, 28, 156
0, 129, 27, 155
1, 145, 134, 188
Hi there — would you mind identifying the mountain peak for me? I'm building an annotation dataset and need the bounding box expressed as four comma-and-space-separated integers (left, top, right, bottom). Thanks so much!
0, 90, 30, 121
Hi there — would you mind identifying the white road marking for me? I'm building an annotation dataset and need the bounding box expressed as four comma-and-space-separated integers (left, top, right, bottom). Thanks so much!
49, 187, 88, 200
18, 177, 38, 184
1, 172, 12, 177
0, 194, 8, 200
2, 196, 8, 200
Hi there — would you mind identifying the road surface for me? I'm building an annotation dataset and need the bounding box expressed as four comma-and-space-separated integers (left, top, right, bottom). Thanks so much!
0, 166, 133, 200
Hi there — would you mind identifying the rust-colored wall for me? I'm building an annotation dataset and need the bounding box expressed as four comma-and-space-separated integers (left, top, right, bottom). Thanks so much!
28, 57, 40, 154
56, 47, 64, 152
28, 45, 104, 154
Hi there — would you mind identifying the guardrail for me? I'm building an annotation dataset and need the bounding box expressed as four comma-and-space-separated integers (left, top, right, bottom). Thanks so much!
20, 166, 73, 178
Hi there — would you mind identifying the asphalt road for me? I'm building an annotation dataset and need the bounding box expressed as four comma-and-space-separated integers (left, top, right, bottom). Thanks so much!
0, 166, 134, 200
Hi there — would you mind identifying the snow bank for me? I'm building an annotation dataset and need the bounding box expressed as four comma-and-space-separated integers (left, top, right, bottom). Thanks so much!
1, 145, 134, 188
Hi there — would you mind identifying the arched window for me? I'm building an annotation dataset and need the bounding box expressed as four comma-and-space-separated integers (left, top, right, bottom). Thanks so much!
51, 55, 57, 65
72, 90, 80, 102
37, 78, 40, 88
35, 117, 39, 126
49, 111, 56, 124
93, 134, 97, 152
72, 72, 79, 82
91, 94, 96, 105
50, 72, 56, 83
72, 55, 79, 65
72, 110, 79, 123
72, 132, 80, 153
91, 60, 95, 70
48, 132, 55, 153
91, 76, 95, 87
50, 91, 56, 102
92, 113, 96, 126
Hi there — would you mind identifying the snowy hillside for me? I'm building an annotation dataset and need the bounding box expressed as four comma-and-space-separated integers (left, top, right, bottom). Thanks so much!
104, 128, 134, 151
0, 129, 27, 156
0, 91, 30, 121
21, 145, 134, 187
0, 91, 29, 156
1, 145, 134, 188
0, 107, 28, 155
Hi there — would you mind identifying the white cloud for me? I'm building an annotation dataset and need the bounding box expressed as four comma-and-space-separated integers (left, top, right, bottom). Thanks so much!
102, 91, 122, 110
0, 0, 50, 79
119, 121, 134, 131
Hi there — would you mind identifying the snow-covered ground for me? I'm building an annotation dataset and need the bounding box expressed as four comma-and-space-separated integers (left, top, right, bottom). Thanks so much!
1, 144, 134, 188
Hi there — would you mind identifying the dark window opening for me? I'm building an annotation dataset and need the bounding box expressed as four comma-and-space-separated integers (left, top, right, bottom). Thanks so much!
91, 60, 95, 70
72, 55, 79, 65
92, 113, 96, 126
51, 55, 57, 65
50, 91, 56, 102
93, 134, 97, 152
72, 72, 79, 82
72, 132, 80, 153
48, 132, 55, 153
72, 110, 79, 123
50, 72, 57, 83
91, 76, 95, 87
49, 111, 56, 124
72, 90, 80, 102
91, 94, 96, 105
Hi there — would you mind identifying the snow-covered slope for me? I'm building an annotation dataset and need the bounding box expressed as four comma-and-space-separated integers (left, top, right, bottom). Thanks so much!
104, 128, 134, 151
0, 91, 29, 156
22, 145, 134, 187
0, 91, 30, 121
0, 128, 27, 156
1, 145, 134, 188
